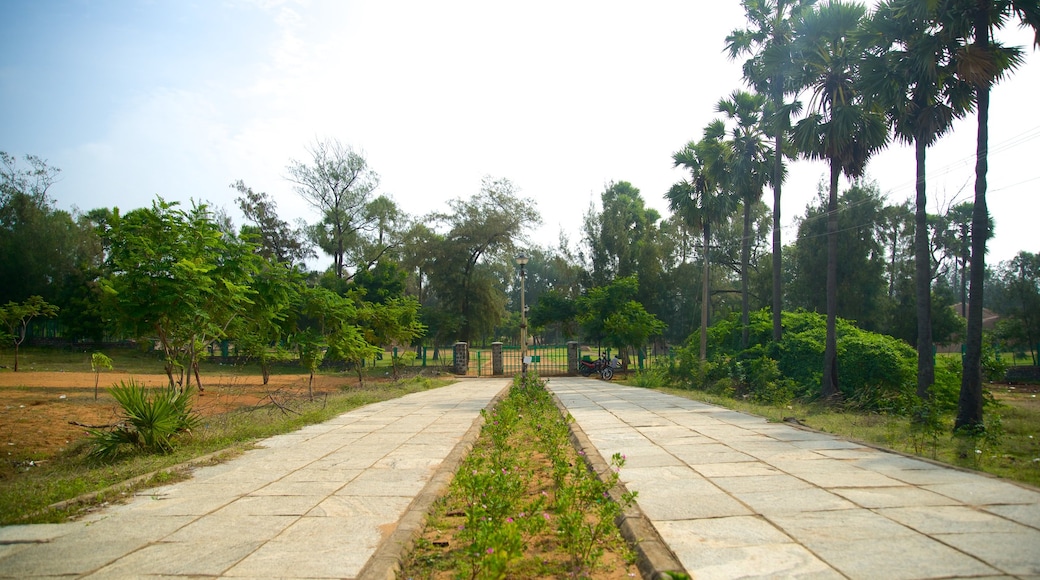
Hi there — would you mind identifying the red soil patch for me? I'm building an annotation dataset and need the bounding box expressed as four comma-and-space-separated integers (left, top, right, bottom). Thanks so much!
0, 371, 355, 469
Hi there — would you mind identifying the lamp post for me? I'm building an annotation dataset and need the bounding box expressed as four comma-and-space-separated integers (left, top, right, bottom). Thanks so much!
515, 253, 529, 377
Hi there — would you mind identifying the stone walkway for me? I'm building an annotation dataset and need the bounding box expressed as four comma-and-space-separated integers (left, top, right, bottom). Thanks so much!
2, 376, 1039, 579
548, 377, 1040, 579
0, 378, 507, 579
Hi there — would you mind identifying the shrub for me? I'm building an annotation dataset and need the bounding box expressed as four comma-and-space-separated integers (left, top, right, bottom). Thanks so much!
931, 356, 961, 412
630, 368, 669, 389
741, 356, 797, 406
88, 380, 199, 460
837, 333, 916, 413
673, 308, 922, 413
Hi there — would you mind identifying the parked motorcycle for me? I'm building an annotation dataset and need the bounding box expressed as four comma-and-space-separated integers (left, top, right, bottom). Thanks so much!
577, 354, 622, 380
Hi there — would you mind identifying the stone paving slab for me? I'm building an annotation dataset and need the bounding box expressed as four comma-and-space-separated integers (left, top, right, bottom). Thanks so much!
0, 378, 508, 580
546, 377, 1040, 580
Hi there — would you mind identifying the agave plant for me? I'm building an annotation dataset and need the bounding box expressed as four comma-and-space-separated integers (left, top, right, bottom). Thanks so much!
88, 380, 199, 460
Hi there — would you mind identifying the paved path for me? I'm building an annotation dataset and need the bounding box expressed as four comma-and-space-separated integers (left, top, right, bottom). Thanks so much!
3, 376, 1040, 579
0, 378, 508, 580
547, 377, 1040, 579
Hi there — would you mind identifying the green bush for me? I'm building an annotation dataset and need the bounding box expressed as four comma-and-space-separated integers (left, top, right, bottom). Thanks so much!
88, 380, 200, 460
674, 308, 922, 413
742, 356, 796, 406
630, 368, 669, 389
837, 333, 916, 412
931, 356, 962, 412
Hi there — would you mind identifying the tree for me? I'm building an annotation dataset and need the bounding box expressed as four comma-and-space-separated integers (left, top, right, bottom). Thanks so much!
103, 199, 259, 389
232, 180, 313, 268
425, 177, 540, 344
792, 0, 890, 399
0, 152, 100, 310
789, 182, 888, 331
727, 0, 817, 343
576, 276, 665, 363
859, 0, 975, 399
356, 295, 426, 380
717, 89, 775, 349
667, 121, 737, 360
286, 139, 380, 279
0, 296, 59, 371
992, 252, 1040, 365
231, 260, 304, 385
940, 0, 1040, 430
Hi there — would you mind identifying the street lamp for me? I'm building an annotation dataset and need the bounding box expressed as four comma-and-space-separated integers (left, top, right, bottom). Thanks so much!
515, 253, 529, 377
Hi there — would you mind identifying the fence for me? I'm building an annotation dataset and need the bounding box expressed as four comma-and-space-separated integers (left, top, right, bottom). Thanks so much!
448, 342, 672, 377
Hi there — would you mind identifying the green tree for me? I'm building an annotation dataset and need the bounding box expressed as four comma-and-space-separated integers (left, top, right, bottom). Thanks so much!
353, 260, 407, 305
425, 177, 540, 344
356, 295, 426, 380
992, 252, 1040, 365
576, 276, 665, 363
667, 121, 737, 360
727, 0, 817, 343
286, 138, 380, 279
103, 199, 259, 389
792, 0, 890, 399
0, 153, 102, 315
231, 261, 304, 385
859, 0, 975, 399
940, 0, 1039, 429
232, 180, 313, 268
0, 296, 59, 371
717, 89, 775, 349
789, 182, 888, 331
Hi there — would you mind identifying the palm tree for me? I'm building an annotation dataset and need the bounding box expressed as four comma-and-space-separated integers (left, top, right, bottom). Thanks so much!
716, 90, 774, 349
940, 0, 1039, 430
792, 0, 890, 399
667, 121, 736, 360
859, 0, 974, 399
727, 0, 817, 343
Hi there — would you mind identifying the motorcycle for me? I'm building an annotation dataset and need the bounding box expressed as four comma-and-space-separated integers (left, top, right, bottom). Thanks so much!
577, 354, 622, 380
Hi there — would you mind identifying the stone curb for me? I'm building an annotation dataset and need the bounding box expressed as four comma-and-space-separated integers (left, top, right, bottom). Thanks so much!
550, 383, 690, 580
356, 382, 512, 580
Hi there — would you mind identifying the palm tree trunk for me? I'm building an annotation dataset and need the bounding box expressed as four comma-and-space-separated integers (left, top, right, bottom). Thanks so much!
772, 131, 784, 343
914, 139, 934, 399
741, 201, 752, 349
956, 10, 991, 431
700, 223, 711, 361
822, 162, 840, 400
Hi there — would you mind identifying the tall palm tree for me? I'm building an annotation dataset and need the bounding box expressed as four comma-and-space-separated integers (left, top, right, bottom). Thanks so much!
859, 0, 975, 400
941, 0, 1039, 430
792, 0, 890, 399
727, 0, 817, 343
667, 121, 735, 360
716, 90, 774, 349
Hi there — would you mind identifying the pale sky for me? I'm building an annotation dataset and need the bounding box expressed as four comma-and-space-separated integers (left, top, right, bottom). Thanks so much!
2, 1, 1037, 268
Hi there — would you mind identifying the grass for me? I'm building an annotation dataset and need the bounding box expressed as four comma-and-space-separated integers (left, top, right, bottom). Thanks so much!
0, 345, 455, 376
0, 368, 454, 524
400, 374, 639, 579
638, 381, 1040, 489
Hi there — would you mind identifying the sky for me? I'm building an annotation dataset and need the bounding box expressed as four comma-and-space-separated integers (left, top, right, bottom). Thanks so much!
1, 0, 1038, 269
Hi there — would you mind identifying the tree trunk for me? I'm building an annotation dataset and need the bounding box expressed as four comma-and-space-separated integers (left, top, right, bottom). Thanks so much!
772, 131, 784, 343
914, 139, 935, 399
956, 12, 991, 431
741, 200, 752, 349
700, 223, 711, 361
822, 162, 840, 400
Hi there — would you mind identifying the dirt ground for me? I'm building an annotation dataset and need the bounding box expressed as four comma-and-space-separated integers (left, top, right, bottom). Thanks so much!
0, 370, 356, 465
